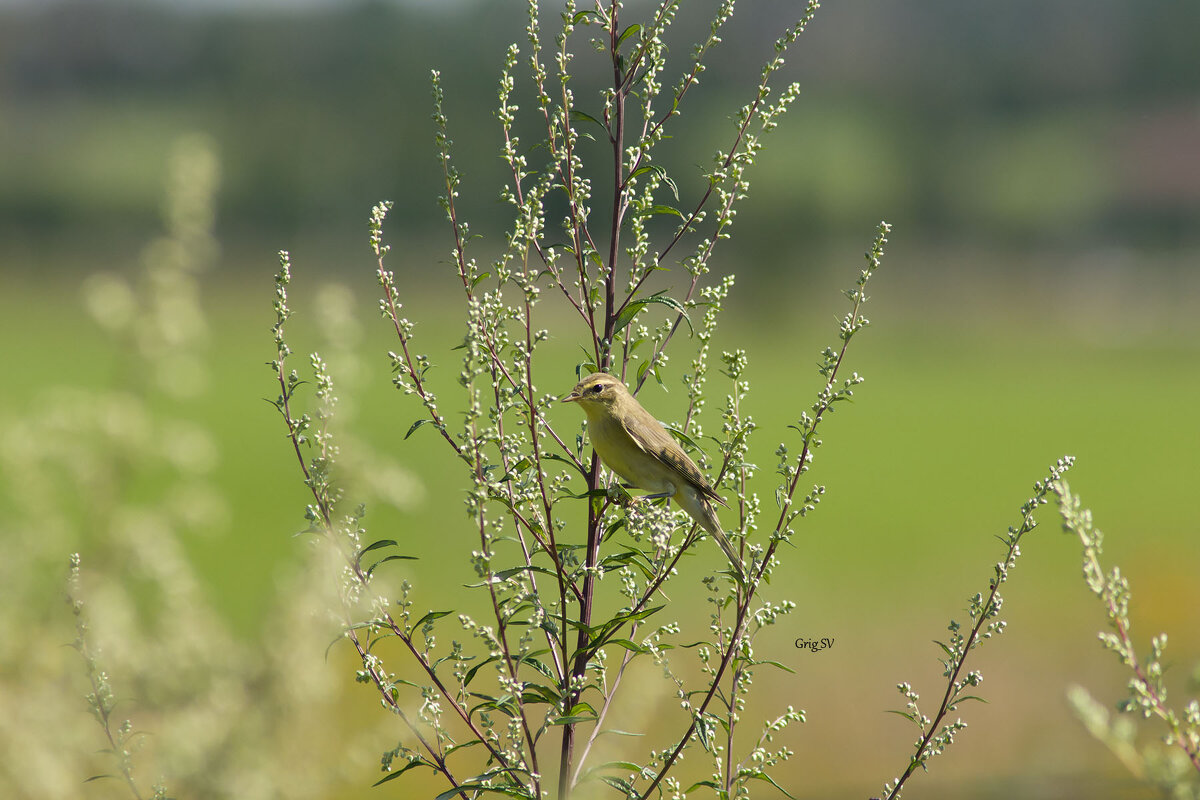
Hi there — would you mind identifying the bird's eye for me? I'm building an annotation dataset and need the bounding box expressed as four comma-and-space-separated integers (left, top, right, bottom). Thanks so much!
589, 384, 603, 394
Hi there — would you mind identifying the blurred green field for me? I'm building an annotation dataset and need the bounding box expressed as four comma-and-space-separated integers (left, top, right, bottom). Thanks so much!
4, 255, 1197, 797
3, 0, 1198, 795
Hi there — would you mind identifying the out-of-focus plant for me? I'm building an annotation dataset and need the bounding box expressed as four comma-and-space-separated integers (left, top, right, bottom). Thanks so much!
1055, 482, 1200, 799
0, 135, 407, 799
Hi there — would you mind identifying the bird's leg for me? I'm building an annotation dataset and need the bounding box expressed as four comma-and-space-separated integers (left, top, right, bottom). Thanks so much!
638, 491, 674, 502
607, 484, 670, 511
624, 486, 674, 506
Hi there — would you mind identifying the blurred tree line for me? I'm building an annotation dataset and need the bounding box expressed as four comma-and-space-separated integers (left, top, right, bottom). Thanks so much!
1, 0, 1197, 278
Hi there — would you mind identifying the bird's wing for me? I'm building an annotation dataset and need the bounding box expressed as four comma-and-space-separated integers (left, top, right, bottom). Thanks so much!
623, 412, 726, 507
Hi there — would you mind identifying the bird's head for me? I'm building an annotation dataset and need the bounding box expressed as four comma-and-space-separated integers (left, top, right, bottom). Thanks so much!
561, 372, 628, 410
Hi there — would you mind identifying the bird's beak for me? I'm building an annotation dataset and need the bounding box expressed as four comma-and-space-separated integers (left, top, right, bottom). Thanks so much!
561, 389, 581, 403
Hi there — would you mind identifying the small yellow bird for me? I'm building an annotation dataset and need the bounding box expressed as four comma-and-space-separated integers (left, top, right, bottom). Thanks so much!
561, 372, 743, 576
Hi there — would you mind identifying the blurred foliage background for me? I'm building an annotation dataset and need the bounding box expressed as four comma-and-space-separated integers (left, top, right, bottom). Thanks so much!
1, 0, 1198, 798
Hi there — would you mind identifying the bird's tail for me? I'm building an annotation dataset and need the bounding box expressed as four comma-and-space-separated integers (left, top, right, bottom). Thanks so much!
695, 497, 745, 581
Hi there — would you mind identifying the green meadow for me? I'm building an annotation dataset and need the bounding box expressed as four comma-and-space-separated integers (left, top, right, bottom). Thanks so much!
5, 250, 1197, 797
3, 1, 1198, 795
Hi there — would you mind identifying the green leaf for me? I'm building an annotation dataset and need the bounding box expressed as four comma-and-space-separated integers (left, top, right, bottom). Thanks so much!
577, 757, 649, 783
543, 452, 582, 473
515, 651, 557, 681
405, 418, 441, 440
435, 785, 483, 800
367, 553, 418, 577
463, 655, 502, 686
564, 488, 612, 501
566, 605, 663, 639
599, 776, 634, 794
355, 540, 399, 571
469, 694, 514, 717
597, 729, 644, 738
563, 700, 598, 717
570, 109, 606, 134
521, 683, 566, 705
444, 739, 485, 758
493, 564, 557, 581
598, 548, 655, 578
636, 358, 655, 388
884, 709, 920, 722
601, 638, 650, 655
325, 628, 356, 661
695, 713, 717, 752
684, 780, 721, 793
629, 163, 680, 201
373, 758, 427, 786
538, 617, 561, 640
749, 772, 799, 799
413, 610, 453, 630
497, 457, 534, 483
600, 516, 628, 543
569, 606, 665, 662
617, 23, 641, 47
357, 539, 397, 556
612, 291, 692, 337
